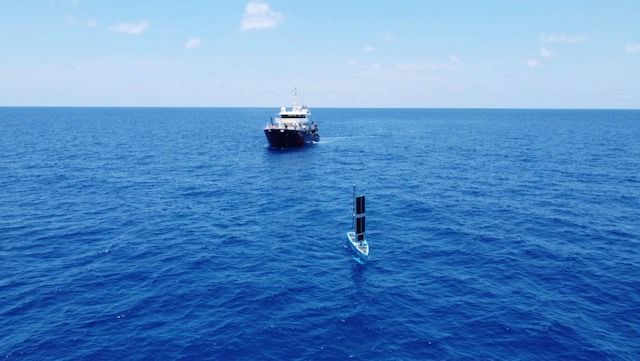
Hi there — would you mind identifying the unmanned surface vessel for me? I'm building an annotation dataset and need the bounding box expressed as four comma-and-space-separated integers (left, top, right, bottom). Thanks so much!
347, 187, 369, 263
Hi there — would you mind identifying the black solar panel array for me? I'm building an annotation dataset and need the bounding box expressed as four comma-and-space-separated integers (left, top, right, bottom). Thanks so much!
356, 195, 365, 214
355, 195, 366, 241
356, 217, 366, 240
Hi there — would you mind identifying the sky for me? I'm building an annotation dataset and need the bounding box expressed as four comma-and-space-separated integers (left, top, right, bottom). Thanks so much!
1, 0, 639, 108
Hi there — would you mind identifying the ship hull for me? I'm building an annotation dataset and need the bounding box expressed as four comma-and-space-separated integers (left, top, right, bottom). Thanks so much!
264, 128, 319, 148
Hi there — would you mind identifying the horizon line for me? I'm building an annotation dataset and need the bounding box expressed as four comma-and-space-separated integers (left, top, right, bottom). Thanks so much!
1, 105, 639, 111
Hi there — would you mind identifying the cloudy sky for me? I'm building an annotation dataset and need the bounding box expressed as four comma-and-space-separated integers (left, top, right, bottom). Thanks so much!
1, 0, 639, 108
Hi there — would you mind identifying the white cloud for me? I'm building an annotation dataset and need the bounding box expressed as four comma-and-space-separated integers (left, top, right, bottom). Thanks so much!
185, 37, 202, 49
625, 43, 640, 53
109, 20, 150, 35
539, 33, 586, 44
382, 32, 394, 43
449, 55, 461, 63
65, 15, 98, 28
394, 62, 456, 73
354, 61, 456, 83
363, 45, 375, 53
59, 0, 79, 5
527, 58, 540, 68
240, 1, 283, 31
539, 47, 554, 58
64, 15, 77, 26
347, 59, 358, 65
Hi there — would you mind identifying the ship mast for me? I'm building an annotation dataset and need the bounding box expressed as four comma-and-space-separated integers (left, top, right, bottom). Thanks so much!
292, 87, 300, 109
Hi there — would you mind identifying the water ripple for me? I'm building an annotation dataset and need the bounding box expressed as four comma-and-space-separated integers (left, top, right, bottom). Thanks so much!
1, 108, 639, 360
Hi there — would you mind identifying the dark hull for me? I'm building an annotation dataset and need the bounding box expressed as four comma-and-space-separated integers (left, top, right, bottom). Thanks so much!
264, 128, 319, 148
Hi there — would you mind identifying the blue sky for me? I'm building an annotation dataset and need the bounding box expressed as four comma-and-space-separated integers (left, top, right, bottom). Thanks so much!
1, 0, 639, 108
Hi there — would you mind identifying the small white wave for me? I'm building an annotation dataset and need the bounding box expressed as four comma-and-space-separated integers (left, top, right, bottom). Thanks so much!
316, 136, 368, 144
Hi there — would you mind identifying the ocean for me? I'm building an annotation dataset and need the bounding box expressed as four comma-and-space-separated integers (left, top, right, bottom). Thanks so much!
1, 107, 639, 360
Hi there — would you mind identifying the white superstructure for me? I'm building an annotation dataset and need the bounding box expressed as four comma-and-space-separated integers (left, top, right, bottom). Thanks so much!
265, 90, 313, 131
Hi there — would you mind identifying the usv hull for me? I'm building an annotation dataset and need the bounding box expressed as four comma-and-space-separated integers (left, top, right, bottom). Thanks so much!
347, 232, 368, 262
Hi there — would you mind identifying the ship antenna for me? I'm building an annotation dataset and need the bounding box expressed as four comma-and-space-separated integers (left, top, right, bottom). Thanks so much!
292, 87, 299, 108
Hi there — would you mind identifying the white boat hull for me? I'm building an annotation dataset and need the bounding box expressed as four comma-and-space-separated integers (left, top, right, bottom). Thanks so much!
347, 231, 369, 262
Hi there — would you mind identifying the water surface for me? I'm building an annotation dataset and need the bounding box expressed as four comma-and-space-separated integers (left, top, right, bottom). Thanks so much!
1, 107, 639, 360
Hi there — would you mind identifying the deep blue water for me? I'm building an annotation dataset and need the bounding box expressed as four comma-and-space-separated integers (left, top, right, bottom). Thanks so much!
1, 107, 639, 360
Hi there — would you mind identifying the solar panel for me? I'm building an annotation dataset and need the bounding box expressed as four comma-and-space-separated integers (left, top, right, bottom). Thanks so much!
356, 216, 365, 235
356, 195, 365, 215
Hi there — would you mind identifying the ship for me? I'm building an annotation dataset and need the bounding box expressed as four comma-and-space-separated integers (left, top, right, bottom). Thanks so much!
263, 89, 319, 148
